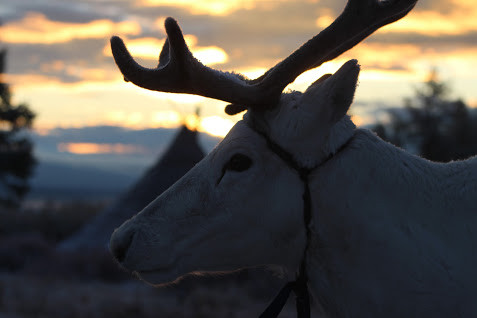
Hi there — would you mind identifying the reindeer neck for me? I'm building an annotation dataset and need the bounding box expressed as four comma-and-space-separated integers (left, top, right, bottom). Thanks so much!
245, 114, 356, 318
245, 113, 356, 169
305, 129, 477, 318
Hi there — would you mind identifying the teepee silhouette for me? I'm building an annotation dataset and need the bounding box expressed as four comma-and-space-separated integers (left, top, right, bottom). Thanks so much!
59, 124, 205, 251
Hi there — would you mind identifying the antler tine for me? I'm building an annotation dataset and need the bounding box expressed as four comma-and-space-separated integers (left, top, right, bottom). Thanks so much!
250, 0, 418, 100
157, 37, 170, 68
111, 18, 262, 106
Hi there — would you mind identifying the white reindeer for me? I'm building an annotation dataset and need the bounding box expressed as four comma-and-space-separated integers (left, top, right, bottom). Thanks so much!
109, 1, 477, 317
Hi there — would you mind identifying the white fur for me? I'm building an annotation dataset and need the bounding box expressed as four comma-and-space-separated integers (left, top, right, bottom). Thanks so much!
110, 61, 477, 317
307, 129, 477, 317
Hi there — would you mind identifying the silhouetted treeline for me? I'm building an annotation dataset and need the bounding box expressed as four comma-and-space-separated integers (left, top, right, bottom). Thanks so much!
0, 48, 36, 207
372, 70, 477, 162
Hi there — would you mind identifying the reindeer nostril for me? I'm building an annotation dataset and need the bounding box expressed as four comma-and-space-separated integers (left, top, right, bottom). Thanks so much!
110, 228, 135, 263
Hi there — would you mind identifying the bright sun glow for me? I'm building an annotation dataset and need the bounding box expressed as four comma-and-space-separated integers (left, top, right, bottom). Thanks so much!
198, 116, 235, 137
194, 47, 228, 65
151, 111, 183, 128
106, 108, 233, 138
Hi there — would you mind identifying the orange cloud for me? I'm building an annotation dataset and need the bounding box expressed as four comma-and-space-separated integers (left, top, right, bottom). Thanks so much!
136, 0, 308, 15
349, 43, 421, 71
6, 67, 117, 87
285, 43, 477, 94
137, 0, 257, 15
14, 39, 477, 135
316, 4, 477, 37
5, 73, 62, 87
2, 13, 141, 44
58, 143, 147, 155
380, 10, 477, 35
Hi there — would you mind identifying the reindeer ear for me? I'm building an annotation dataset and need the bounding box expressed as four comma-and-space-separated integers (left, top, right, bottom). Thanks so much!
301, 59, 360, 125
307, 73, 332, 90
329, 59, 360, 122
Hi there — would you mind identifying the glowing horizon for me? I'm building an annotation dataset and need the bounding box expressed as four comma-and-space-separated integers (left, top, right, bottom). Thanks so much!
58, 142, 148, 155
2, 0, 477, 138
35, 111, 235, 138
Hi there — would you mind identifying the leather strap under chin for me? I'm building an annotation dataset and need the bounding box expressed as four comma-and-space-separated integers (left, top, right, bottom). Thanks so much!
248, 122, 314, 318
247, 118, 352, 318
258, 162, 313, 318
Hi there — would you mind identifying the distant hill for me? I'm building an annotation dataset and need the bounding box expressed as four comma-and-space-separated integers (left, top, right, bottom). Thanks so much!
26, 126, 222, 202
28, 161, 136, 201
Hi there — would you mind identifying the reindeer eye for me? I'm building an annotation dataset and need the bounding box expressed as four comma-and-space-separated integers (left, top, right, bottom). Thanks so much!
225, 153, 252, 172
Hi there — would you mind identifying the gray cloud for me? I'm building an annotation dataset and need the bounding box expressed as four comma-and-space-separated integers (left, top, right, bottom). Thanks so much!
2, 0, 475, 85
128, 1, 345, 71
1, 0, 134, 23
6, 39, 114, 83
125, 0, 477, 72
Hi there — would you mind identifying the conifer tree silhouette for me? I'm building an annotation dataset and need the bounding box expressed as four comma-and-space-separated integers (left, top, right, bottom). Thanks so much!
0, 48, 36, 207
374, 70, 477, 162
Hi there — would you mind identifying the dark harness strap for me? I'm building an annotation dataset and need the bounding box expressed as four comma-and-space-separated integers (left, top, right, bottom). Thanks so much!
248, 120, 352, 318
253, 127, 314, 318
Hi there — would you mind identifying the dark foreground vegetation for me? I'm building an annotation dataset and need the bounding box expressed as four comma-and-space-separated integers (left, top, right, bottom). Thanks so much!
372, 70, 477, 162
0, 201, 295, 318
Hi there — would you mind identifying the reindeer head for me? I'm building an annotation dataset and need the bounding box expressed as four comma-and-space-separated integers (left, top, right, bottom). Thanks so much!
109, 0, 417, 286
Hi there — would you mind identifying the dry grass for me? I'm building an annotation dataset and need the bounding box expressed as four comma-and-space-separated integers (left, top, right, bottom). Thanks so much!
0, 201, 106, 243
0, 272, 297, 317
0, 202, 298, 317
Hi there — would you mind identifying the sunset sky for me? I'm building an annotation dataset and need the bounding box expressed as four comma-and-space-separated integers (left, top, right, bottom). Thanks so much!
2, 0, 477, 138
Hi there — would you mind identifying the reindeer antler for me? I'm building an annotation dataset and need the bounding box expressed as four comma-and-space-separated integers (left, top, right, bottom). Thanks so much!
111, 0, 418, 114
111, 18, 262, 108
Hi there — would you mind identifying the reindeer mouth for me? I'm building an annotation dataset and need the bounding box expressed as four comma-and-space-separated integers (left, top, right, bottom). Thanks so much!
131, 260, 185, 286
133, 268, 178, 286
